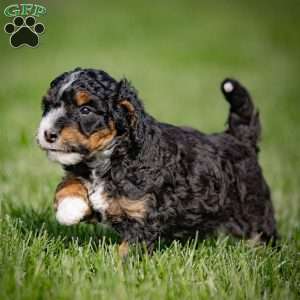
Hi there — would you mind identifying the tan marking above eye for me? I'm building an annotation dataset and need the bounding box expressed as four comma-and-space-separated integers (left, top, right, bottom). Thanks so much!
60, 121, 116, 152
88, 121, 116, 151
75, 91, 91, 106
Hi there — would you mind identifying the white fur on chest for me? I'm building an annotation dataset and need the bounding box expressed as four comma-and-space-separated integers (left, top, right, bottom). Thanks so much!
87, 172, 109, 220
89, 184, 108, 212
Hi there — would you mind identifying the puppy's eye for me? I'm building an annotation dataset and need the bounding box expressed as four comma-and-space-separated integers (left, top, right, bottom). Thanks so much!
80, 106, 91, 115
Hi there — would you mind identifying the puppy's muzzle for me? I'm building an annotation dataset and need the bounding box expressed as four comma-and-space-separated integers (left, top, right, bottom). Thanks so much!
44, 129, 58, 143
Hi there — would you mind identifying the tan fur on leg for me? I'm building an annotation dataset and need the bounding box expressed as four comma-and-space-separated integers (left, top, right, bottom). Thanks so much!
118, 241, 129, 258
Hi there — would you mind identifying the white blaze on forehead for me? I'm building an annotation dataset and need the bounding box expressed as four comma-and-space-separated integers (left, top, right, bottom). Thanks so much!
37, 106, 65, 148
38, 70, 81, 148
37, 72, 87, 166
57, 71, 81, 100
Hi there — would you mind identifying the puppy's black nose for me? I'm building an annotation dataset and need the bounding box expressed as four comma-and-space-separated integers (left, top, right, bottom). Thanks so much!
44, 130, 58, 143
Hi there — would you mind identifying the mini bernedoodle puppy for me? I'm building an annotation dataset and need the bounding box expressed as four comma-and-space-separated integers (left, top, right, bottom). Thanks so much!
37, 68, 278, 255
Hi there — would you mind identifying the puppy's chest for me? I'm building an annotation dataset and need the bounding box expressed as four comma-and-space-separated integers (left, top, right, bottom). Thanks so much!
85, 172, 109, 219
85, 171, 148, 223
88, 182, 108, 216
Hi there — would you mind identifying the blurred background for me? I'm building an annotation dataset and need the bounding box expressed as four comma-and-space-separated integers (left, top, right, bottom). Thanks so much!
1, 1, 300, 299
0, 0, 300, 245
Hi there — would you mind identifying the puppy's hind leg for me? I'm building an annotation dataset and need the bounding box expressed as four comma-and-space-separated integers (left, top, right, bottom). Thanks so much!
222, 210, 278, 247
249, 183, 279, 247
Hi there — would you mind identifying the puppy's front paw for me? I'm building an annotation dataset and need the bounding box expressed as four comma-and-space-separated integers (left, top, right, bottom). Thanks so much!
56, 197, 90, 225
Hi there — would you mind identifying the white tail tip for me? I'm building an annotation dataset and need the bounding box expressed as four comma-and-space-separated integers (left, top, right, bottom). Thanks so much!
223, 81, 234, 93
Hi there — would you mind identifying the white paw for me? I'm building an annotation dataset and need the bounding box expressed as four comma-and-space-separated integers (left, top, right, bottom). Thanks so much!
56, 197, 89, 225
223, 81, 234, 93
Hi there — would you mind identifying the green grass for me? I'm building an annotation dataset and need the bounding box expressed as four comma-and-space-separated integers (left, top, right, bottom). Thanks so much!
1, 0, 300, 299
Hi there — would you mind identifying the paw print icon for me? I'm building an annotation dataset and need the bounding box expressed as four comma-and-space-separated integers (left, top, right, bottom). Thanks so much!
4, 16, 45, 48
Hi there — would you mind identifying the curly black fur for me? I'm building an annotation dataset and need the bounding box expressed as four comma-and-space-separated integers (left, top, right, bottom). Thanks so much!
40, 68, 278, 248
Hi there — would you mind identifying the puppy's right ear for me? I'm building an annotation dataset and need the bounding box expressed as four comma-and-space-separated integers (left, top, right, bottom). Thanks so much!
114, 79, 145, 147
117, 79, 143, 119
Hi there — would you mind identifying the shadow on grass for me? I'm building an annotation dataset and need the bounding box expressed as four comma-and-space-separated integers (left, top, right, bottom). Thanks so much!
4, 203, 221, 253
3, 204, 120, 249
3, 203, 283, 255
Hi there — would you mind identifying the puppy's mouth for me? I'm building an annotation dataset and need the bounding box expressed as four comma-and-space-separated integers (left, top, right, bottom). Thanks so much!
38, 142, 84, 155
43, 148, 75, 154
45, 147, 84, 166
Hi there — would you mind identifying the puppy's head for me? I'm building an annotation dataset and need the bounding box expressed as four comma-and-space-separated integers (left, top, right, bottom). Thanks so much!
37, 68, 144, 165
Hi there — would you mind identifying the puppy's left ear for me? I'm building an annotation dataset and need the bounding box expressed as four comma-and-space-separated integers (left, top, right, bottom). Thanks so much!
115, 79, 145, 147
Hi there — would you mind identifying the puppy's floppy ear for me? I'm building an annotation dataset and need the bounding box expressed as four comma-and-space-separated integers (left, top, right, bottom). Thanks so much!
115, 79, 145, 147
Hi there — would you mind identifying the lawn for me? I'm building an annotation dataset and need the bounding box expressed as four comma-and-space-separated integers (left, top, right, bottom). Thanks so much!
0, 0, 300, 299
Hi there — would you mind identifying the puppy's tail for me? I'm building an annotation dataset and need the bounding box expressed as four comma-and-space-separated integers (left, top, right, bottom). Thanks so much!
221, 78, 261, 150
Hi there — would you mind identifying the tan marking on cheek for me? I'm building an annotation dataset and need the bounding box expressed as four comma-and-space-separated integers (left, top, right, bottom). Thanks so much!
54, 178, 90, 214
60, 127, 87, 146
75, 91, 91, 106
88, 121, 117, 151
60, 121, 116, 152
